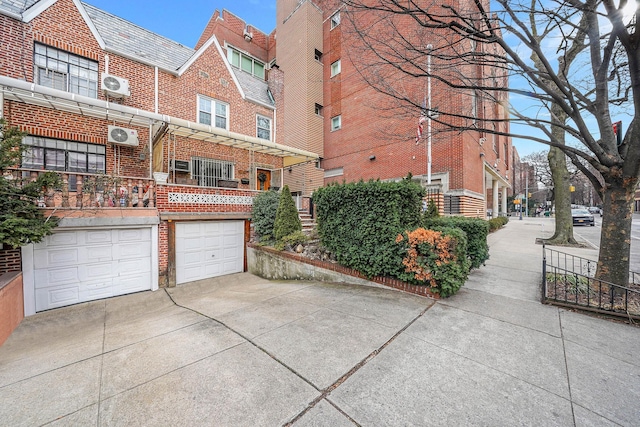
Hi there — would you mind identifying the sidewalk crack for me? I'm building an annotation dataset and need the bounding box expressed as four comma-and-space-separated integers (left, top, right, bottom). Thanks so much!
284, 303, 435, 426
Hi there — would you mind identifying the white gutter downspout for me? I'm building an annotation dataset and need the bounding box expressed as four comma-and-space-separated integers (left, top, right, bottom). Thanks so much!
154, 67, 159, 114
153, 67, 158, 179
149, 123, 153, 179
105, 54, 109, 74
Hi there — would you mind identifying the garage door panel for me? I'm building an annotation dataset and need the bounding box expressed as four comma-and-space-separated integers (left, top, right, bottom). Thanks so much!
116, 228, 150, 242
181, 236, 206, 252
114, 241, 152, 260
34, 266, 79, 288
35, 286, 79, 312
33, 247, 79, 269
181, 265, 206, 283
83, 245, 113, 263
43, 231, 79, 247
84, 230, 113, 245
118, 257, 151, 275
179, 222, 204, 236
78, 261, 118, 282
114, 272, 152, 293
202, 222, 222, 234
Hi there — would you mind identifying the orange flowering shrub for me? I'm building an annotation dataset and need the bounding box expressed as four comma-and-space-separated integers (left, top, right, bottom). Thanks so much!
396, 227, 470, 297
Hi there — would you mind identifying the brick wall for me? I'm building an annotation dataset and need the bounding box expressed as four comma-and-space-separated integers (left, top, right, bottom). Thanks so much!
0, 248, 21, 274
0, 272, 24, 346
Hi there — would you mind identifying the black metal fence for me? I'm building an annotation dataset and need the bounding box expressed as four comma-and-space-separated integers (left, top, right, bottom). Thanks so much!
542, 243, 640, 319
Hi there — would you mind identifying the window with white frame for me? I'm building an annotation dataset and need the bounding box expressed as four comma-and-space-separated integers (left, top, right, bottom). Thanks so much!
227, 46, 265, 80
198, 95, 229, 130
22, 136, 106, 174
191, 157, 234, 187
331, 115, 342, 131
330, 11, 341, 29
34, 43, 99, 98
331, 60, 341, 77
257, 115, 272, 140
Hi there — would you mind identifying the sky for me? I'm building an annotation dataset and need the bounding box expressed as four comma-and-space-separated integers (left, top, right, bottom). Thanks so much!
83, 0, 277, 47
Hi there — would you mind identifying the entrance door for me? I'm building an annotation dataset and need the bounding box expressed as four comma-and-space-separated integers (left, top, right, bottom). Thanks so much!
256, 169, 271, 191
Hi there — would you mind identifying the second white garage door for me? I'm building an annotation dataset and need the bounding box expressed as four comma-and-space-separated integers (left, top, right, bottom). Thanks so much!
175, 221, 245, 285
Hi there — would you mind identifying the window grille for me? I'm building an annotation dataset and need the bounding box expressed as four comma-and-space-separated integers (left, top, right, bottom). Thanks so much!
191, 157, 234, 187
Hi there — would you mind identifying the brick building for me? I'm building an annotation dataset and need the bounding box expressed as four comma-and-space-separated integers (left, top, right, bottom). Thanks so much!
0, 0, 317, 315
275, 0, 512, 217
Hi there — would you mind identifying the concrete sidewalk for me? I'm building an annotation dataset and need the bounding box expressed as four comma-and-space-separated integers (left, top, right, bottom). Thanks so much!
1, 218, 639, 426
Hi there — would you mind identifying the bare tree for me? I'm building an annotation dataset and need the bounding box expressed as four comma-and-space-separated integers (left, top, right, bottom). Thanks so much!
342, 0, 638, 287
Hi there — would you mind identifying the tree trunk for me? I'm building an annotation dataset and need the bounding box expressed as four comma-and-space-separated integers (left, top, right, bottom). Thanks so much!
543, 103, 577, 245
596, 176, 637, 287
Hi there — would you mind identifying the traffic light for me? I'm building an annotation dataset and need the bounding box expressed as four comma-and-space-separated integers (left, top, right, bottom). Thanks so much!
613, 121, 622, 146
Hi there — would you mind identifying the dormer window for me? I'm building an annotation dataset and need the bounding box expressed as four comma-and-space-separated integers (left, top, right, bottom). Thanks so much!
227, 46, 265, 80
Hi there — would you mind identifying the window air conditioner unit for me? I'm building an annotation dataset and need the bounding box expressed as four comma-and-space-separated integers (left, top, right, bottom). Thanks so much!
171, 159, 191, 173
101, 73, 131, 98
108, 125, 139, 147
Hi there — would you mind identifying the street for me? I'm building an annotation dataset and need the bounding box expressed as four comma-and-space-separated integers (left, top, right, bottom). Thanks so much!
567, 213, 640, 273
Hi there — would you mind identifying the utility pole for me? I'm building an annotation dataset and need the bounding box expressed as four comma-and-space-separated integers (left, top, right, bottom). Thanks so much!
427, 44, 433, 185
525, 167, 529, 217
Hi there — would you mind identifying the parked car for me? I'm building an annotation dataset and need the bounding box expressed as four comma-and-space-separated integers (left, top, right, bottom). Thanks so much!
572, 208, 595, 226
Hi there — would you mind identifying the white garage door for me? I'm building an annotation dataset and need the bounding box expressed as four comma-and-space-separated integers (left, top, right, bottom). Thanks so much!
175, 221, 245, 285
32, 228, 153, 312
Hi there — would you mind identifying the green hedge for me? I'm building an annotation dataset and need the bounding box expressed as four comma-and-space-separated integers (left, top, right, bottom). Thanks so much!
252, 190, 280, 242
423, 216, 489, 269
488, 215, 509, 232
274, 185, 302, 241
313, 179, 424, 278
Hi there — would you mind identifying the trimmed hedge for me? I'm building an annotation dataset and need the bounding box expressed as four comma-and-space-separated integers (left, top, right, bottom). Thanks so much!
423, 216, 489, 269
313, 179, 425, 278
488, 215, 509, 232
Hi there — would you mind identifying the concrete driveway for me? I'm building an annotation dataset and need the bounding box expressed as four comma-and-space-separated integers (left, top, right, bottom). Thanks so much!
1, 218, 639, 426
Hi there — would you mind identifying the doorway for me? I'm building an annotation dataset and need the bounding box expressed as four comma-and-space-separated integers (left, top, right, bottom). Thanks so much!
256, 169, 271, 191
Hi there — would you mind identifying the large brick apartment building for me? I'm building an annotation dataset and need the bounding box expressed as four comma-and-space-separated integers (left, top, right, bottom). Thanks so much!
0, 0, 510, 319
275, 0, 513, 218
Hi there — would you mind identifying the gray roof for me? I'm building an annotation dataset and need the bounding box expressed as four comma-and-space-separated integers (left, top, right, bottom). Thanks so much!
80, 2, 195, 72
0, 0, 40, 16
231, 68, 274, 107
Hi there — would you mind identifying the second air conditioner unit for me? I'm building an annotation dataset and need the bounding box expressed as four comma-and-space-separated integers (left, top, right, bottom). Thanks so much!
171, 159, 191, 173
101, 73, 131, 98
108, 125, 139, 147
